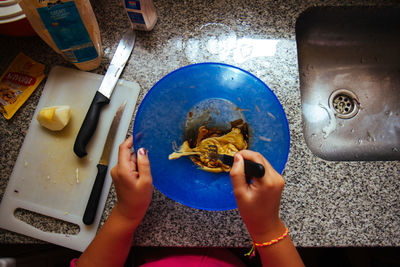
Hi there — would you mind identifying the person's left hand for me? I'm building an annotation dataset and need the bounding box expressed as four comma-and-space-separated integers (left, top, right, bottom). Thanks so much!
110, 136, 153, 226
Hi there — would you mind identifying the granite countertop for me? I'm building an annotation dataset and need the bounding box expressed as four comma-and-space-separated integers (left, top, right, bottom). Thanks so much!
0, 0, 399, 248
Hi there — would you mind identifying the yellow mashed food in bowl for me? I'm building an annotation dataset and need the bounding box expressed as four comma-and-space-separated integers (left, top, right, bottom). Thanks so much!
169, 126, 247, 173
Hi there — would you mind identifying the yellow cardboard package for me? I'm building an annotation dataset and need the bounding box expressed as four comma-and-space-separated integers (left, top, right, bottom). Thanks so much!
0, 53, 45, 119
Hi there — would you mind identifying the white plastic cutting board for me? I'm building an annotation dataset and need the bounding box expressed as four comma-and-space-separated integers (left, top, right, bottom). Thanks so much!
0, 66, 140, 252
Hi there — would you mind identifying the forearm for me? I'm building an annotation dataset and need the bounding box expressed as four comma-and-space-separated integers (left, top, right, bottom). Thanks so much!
252, 220, 304, 267
258, 236, 304, 267
77, 205, 139, 267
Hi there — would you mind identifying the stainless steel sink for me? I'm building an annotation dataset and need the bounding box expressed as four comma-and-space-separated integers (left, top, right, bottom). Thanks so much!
296, 7, 400, 161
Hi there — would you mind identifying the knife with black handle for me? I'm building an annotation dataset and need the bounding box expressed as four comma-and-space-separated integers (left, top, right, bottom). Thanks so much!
83, 102, 126, 225
219, 154, 265, 178
74, 29, 135, 158
208, 145, 265, 178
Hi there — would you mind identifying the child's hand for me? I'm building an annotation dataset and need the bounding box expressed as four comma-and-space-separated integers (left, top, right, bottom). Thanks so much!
230, 150, 286, 242
110, 137, 153, 226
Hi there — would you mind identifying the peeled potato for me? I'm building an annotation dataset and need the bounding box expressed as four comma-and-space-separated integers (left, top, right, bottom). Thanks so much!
37, 105, 71, 131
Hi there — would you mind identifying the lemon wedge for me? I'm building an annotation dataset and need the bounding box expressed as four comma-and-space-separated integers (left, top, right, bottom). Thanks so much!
37, 105, 71, 131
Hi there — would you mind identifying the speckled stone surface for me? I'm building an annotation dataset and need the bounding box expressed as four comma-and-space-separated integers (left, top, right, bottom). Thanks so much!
1, 0, 400, 248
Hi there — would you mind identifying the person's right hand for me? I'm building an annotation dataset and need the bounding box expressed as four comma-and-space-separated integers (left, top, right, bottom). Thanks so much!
110, 137, 153, 227
230, 150, 286, 243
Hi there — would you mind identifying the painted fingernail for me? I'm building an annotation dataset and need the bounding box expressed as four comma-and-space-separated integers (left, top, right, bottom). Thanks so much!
139, 148, 147, 155
234, 153, 241, 162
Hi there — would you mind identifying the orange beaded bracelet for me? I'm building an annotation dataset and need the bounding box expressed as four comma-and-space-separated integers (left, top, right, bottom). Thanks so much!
245, 228, 289, 258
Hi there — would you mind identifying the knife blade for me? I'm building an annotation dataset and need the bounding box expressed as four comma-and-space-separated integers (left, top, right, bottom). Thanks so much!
82, 102, 126, 225
74, 29, 136, 158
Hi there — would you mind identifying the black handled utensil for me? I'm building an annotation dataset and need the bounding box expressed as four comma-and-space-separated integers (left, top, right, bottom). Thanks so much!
208, 145, 265, 178
83, 102, 126, 225
74, 29, 135, 158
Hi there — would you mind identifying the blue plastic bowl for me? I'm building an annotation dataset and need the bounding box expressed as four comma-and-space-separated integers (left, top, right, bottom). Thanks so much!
133, 63, 290, 210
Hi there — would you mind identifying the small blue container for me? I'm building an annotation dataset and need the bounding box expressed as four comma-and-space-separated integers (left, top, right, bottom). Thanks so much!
133, 63, 290, 210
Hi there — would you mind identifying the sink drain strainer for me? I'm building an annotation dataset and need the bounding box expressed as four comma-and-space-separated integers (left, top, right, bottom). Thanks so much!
329, 89, 360, 119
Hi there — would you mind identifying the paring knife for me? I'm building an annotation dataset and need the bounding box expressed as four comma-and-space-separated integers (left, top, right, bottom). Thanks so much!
219, 154, 265, 178
83, 102, 126, 225
74, 29, 136, 158
208, 144, 265, 178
